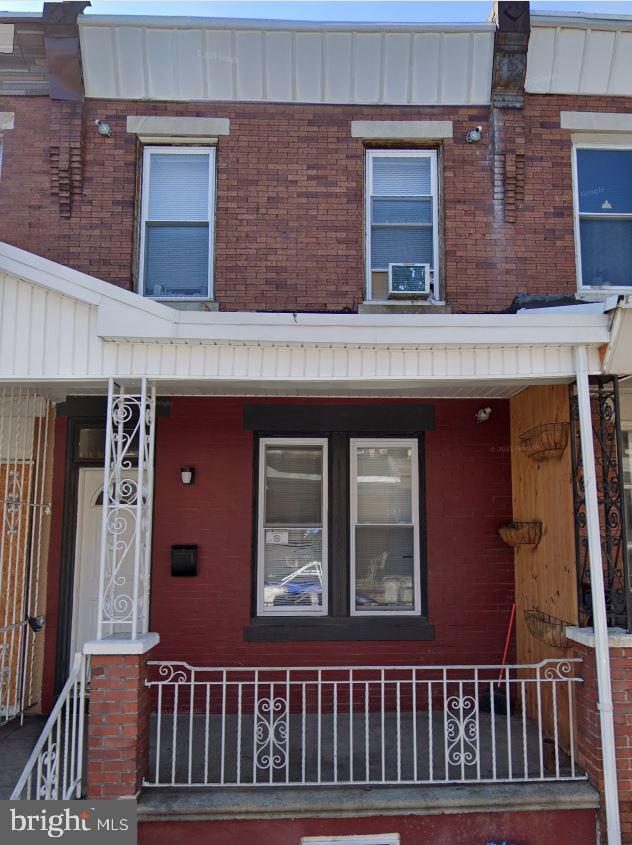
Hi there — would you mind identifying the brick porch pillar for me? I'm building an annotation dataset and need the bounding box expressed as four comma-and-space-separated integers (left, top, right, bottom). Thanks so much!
570, 629, 632, 843
84, 634, 159, 799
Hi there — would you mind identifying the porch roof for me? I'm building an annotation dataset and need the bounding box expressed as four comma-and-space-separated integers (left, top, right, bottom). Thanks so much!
0, 241, 617, 399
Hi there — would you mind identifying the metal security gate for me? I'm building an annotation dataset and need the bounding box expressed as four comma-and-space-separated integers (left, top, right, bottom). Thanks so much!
0, 386, 52, 725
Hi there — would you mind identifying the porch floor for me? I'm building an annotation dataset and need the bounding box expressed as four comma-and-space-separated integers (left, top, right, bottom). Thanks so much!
0, 716, 47, 799
147, 709, 581, 787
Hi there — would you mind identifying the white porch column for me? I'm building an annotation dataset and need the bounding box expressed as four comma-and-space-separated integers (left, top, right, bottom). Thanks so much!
574, 345, 621, 845
96, 378, 157, 641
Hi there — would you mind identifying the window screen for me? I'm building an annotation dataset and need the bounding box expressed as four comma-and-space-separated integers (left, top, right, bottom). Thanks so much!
141, 148, 214, 298
368, 152, 436, 273
258, 440, 327, 615
576, 148, 632, 288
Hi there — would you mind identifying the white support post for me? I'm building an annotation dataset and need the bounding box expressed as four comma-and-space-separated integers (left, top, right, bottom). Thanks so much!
575, 345, 621, 845
96, 378, 156, 642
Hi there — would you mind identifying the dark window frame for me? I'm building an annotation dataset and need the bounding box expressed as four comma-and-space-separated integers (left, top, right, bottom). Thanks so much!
244, 418, 433, 642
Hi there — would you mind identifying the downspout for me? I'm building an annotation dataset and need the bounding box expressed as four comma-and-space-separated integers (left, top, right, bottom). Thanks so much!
574, 344, 621, 845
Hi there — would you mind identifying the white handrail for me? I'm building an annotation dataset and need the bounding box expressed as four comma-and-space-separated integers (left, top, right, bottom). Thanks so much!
11, 652, 89, 800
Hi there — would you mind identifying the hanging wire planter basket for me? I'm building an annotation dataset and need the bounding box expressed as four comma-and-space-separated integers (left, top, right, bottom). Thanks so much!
519, 422, 569, 461
498, 521, 543, 547
524, 609, 570, 649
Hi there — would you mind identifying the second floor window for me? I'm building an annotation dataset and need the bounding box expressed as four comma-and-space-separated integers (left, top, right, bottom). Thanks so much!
366, 149, 438, 301
574, 147, 632, 289
139, 146, 215, 299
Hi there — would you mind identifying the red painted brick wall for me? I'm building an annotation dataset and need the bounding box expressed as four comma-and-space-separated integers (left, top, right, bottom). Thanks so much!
139, 808, 596, 845
574, 640, 632, 843
0, 95, 631, 313
146, 396, 514, 667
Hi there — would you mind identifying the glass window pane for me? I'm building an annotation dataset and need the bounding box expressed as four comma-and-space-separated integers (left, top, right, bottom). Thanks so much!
262, 528, 324, 611
372, 156, 431, 196
370, 226, 433, 269
77, 428, 106, 461
262, 444, 324, 612
577, 149, 632, 214
355, 526, 415, 611
580, 219, 632, 287
148, 153, 210, 221
264, 445, 323, 525
353, 444, 417, 613
144, 224, 209, 297
356, 445, 413, 524
372, 198, 432, 225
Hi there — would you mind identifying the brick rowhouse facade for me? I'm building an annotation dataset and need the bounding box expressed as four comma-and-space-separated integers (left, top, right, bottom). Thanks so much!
2, 2, 632, 842
1, 94, 632, 314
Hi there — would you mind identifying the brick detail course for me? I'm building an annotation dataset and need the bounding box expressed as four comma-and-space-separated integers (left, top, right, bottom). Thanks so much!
48, 100, 83, 218
574, 641, 632, 843
86, 653, 151, 799
0, 95, 631, 311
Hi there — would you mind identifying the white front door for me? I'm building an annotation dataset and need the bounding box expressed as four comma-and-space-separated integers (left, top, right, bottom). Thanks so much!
70, 467, 135, 655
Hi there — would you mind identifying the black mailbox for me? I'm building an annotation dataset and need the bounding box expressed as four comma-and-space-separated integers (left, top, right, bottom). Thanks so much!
171, 545, 197, 577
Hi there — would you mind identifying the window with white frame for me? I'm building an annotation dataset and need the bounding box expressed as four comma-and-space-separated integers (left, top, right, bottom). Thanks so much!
574, 146, 632, 289
350, 439, 420, 615
139, 146, 215, 299
254, 434, 424, 620
366, 150, 438, 300
257, 439, 328, 616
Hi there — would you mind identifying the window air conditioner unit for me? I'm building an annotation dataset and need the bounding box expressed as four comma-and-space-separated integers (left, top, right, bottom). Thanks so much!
388, 263, 431, 298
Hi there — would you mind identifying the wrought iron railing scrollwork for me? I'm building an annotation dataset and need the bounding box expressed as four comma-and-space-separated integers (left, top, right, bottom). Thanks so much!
145, 660, 583, 787
11, 653, 89, 800
570, 377, 631, 630
97, 378, 156, 640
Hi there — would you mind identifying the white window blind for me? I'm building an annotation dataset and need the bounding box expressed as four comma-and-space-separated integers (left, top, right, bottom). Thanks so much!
575, 147, 632, 289
257, 439, 328, 616
140, 147, 214, 299
350, 439, 420, 616
366, 150, 437, 288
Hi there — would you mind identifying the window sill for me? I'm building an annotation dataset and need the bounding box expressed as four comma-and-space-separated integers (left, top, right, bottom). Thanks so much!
358, 300, 451, 315
244, 618, 435, 642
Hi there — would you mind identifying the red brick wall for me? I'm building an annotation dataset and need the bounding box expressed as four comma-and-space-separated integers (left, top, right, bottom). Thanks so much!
146, 396, 514, 667
139, 808, 597, 845
0, 95, 630, 313
574, 640, 632, 843
87, 653, 151, 799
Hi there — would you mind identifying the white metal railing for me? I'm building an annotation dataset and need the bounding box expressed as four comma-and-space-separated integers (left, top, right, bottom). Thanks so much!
144, 659, 584, 788
97, 378, 156, 640
11, 653, 89, 800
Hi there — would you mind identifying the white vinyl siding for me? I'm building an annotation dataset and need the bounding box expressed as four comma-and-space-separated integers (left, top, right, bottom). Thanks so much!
350, 438, 421, 616
139, 146, 215, 299
573, 144, 632, 291
257, 438, 328, 617
365, 150, 438, 299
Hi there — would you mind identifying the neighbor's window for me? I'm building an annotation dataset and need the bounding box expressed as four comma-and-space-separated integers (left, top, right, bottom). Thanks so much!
257, 439, 328, 616
574, 147, 632, 288
366, 149, 438, 300
139, 147, 215, 299
350, 439, 420, 615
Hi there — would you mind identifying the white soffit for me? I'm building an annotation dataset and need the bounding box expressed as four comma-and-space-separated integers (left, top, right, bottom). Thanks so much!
526, 16, 632, 96
78, 16, 494, 105
0, 242, 609, 386
0, 24, 14, 54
